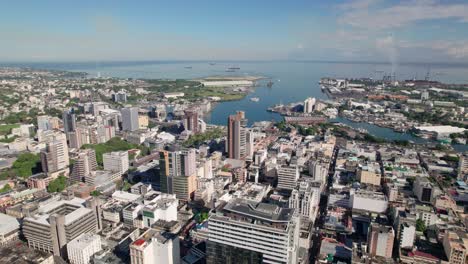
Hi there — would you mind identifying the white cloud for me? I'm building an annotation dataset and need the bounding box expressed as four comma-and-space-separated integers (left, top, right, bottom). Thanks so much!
339, 0, 468, 29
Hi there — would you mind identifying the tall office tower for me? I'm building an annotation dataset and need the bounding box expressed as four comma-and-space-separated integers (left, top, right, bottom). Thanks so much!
227, 111, 247, 159
23, 197, 98, 257
245, 130, 254, 160
289, 180, 320, 220
159, 148, 197, 199
121, 107, 139, 131
67, 233, 101, 264
103, 151, 129, 177
63, 109, 77, 133
71, 149, 97, 183
303, 97, 316, 113
183, 109, 198, 133
41, 139, 70, 174
277, 165, 299, 190
37, 115, 52, 131
367, 224, 395, 258
130, 229, 180, 264
207, 198, 301, 264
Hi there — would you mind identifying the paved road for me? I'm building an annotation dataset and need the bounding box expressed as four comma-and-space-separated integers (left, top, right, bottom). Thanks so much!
309, 146, 339, 263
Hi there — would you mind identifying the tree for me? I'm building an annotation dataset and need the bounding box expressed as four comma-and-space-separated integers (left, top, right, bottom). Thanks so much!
0, 184, 12, 194
12, 153, 40, 178
90, 190, 102, 197
47, 176, 67, 193
416, 219, 426, 232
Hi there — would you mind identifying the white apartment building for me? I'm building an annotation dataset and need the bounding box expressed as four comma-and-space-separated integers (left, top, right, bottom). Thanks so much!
67, 233, 101, 264
103, 151, 129, 176
277, 165, 299, 190
130, 229, 180, 264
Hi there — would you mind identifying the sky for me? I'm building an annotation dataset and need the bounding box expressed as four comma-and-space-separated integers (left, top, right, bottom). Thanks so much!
1, 0, 468, 63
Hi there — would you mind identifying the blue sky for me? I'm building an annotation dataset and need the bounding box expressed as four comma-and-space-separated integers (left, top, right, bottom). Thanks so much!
1, 0, 468, 62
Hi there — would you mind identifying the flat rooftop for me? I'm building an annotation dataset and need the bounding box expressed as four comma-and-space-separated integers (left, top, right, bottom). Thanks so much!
223, 198, 294, 223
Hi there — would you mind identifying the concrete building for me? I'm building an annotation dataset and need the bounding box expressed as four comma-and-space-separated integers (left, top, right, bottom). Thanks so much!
103, 151, 129, 177
23, 197, 99, 258
0, 213, 20, 245
227, 111, 247, 160
138, 114, 149, 129
443, 231, 467, 264
112, 90, 127, 103
357, 162, 381, 186
399, 222, 416, 249
367, 224, 394, 258
67, 233, 101, 264
277, 165, 299, 190
63, 109, 77, 134
142, 193, 178, 228
130, 229, 180, 264
289, 180, 320, 220
40, 138, 69, 174
457, 153, 468, 182
159, 148, 197, 197
207, 198, 300, 264
183, 109, 198, 133
303, 97, 316, 113
350, 190, 388, 214
309, 161, 328, 183
413, 177, 437, 204
121, 107, 139, 132
71, 149, 97, 183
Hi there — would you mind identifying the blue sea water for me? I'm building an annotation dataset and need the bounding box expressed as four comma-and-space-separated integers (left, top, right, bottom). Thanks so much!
4, 60, 468, 126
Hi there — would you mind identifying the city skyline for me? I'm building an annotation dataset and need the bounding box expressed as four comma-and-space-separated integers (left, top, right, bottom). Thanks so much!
1, 0, 468, 63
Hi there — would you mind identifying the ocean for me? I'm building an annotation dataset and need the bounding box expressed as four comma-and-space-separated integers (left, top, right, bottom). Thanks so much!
3, 60, 468, 127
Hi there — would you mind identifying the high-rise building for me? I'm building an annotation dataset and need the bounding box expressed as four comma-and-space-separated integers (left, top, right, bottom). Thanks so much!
159, 148, 197, 199
309, 161, 328, 183
130, 229, 180, 264
367, 224, 394, 258
207, 198, 301, 264
245, 131, 254, 160
103, 151, 129, 177
277, 165, 299, 190
41, 139, 70, 174
121, 107, 139, 132
67, 233, 101, 264
227, 111, 247, 159
303, 97, 316, 113
37, 115, 52, 131
112, 90, 127, 103
183, 109, 198, 133
289, 180, 320, 220
71, 149, 97, 183
63, 109, 77, 133
23, 197, 98, 257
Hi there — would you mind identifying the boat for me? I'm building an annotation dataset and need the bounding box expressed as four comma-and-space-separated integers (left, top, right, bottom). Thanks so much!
267, 81, 274, 88
228, 67, 240, 70
209, 63, 216, 65
250, 97, 260, 102
184, 66, 192, 69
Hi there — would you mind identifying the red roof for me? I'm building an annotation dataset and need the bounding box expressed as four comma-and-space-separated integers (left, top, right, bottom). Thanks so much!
133, 239, 146, 246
